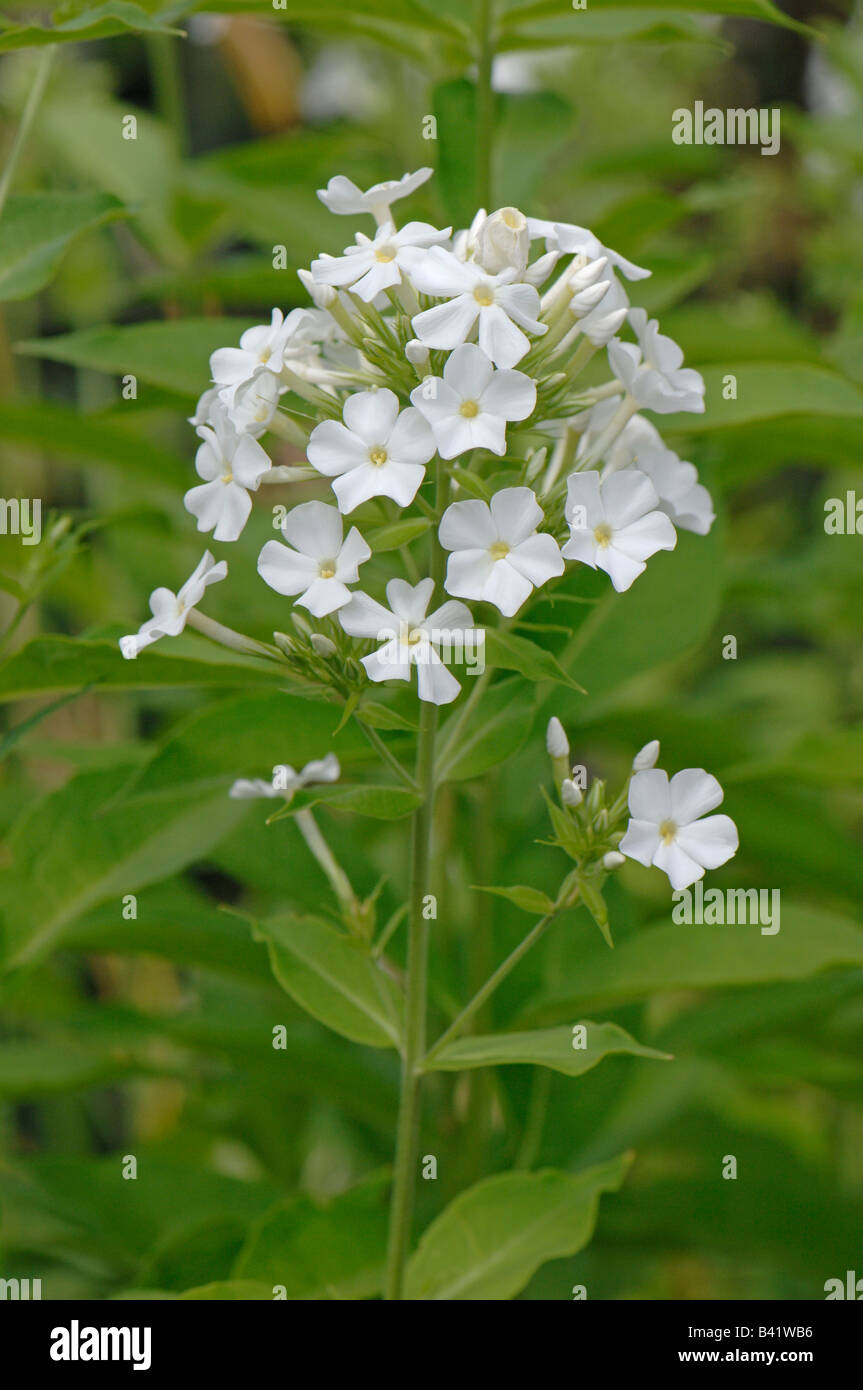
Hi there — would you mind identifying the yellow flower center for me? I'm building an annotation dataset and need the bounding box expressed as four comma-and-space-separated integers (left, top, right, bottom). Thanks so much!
369, 447, 388, 467
473, 285, 494, 307
459, 399, 479, 418
489, 541, 510, 561
593, 522, 612, 548
375, 246, 396, 263
659, 819, 678, 846
407, 628, 424, 646
501, 208, 522, 229
319, 562, 336, 579
221, 470, 233, 484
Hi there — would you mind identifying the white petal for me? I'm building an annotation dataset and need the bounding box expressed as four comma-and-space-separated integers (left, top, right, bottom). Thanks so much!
619, 818, 661, 868
598, 544, 646, 592
444, 549, 494, 601
409, 246, 477, 297
212, 483, 253, 542
412, 295, 479, 350
280, 500, 343, 559
489, 486, 542, 546
601, 469, 659, 528
363, 640, 412, 686
257, 540, 319, 596
415, 646, 461, 705
669, 768, 725, 824
298, 576, 352, 617
480, 368, 536, 422
307, 420, 368, 477
339, 591, 397, 639
342, 388, 400, 445
445, 343, 495, 398
628, 767, 671, 822
231, 435, 271, 490
335, 526, 371, 580
674, 814, 738, 870
425, 598, 474, 632
386, 407, 436, 465
483, 559, 533, 616
386, 576, 434, 624
565, 471, 603, 528
477, 303, 529, 368
653, 839, 706, 891
184, 479, 226, 534
612, 510, 677, 564
507, 533, 564, 588
439, 499, 496, 552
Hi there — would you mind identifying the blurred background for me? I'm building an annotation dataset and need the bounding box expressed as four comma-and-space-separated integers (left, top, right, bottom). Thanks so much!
1, 0, 862, 1300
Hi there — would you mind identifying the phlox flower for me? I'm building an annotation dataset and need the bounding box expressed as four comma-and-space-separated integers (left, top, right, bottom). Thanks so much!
119, 551, 227, 659
307, 388, 435, 514
210, 308, 319, 406
317, 168, 433, 224
439, 486, 563, 616
257, 500, 370, 617
608, 308, 705, 414
409, 249, 546, 368
563, 470, 676, 592
185, 405, 271, 542
229, 753, 341, 801
620, 767, 738, 891
409, 344, 536, 459
339, 577, 473, 705
310, 221, 449, 303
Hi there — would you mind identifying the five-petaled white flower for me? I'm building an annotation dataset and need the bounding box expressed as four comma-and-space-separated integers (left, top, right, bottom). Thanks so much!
410, 344, 536, 459
609, 308, 705, 415
619, 766, 738, 891
307, 388, 435, 514
339, 577, 473, 705
563, 470, 676, 592
317, 167, 433, 223
229, 753, 341, 801
119, 551, 227, 659
257, 500, 371, 617
185, 405, 271, 542
210, 308, 317, 405
410, 249, 546, 368
310, 220, 449, 303
587, 407, 716, 536
440, 486, 563, 616
527, 218, 651, 283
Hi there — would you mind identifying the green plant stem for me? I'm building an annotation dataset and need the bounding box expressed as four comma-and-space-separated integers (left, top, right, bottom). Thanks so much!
0, 48, 56, 222
295, 808, 358, 924
475, 0, 495, 210
356, 718, 419, 791
384, 696, 439, 1299
425, 903, 568, 1065
145, 36, 187, 156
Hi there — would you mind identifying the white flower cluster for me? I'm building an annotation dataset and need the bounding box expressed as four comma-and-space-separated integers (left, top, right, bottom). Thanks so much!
121, 167, 715, 704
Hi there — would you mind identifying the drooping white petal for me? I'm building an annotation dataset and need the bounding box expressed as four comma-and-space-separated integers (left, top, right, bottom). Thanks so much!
298, 576, 352, 617
414, 645, 461, 705
483, 559, 533, 616
477, 302, 530, 368
335, 526, 372, 579
362, 639, 411, 685
653, 838, 706, 891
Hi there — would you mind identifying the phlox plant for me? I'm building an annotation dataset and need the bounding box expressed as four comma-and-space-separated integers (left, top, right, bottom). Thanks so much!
119, 166, 739, 1300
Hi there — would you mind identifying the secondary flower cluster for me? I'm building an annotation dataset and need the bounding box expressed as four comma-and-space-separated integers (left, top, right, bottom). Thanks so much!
121, 166, 715, 705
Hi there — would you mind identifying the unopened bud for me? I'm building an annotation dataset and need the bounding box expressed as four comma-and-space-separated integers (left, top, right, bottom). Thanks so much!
546, 716, 569, 759
632, 739, 660, 771
561, 778, 583, 807
310, 633, 337, 657
291, 611, 312, 638
475, 206, 530, 276
405, 339, 429, 366
297, 268, 336, 309
602, 851, 625, 870
273, 631, 296, 656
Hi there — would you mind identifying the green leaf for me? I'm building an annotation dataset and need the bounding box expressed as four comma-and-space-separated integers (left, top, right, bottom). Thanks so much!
438, 678, 535, 782
485, 628, 584, 692
356, 700, 418, 732
16, 318, 252, 397
179, 1282, 272, 1301
232, 1176, 389, 1300
423, 1022, 671, 1077
522, 903, 863, 1019
365, 517, 431, 552
0, 764, 251, 970
0, 3, 183, 51
269, 782, 421, 821
0, 401, 188, 487
473, 884, 556, 915
404, 1154, 632, 1300
0, 636, 285, 704
0, 194, 127, 300
667, 363, 863, 434
0, 686, 92, 763
500, 0, 811, 35
258, 914, 403, 1050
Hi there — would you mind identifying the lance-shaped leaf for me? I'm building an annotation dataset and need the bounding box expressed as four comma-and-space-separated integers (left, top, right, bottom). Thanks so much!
473, 884, 557, 915
0, 3, 183, 52
485, 628, 584, 692
422, 1022, 671, 1077
257, 914, 403, 1050
267, 782, 421, 823
0, 193, 127, 300
404, 1153, 633, 1300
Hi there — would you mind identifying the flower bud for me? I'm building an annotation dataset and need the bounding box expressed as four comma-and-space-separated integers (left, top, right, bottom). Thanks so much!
602, 851, 625, 870
632, 739, 660, 771
546, 716, 569, 759
475, 207, 530, 276
310, 633, 337, 657
297, 267, 336, 309
405, 338, 430, 366
561, 778, 583, 807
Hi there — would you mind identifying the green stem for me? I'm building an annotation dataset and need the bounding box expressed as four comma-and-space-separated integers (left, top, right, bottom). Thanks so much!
295, 808, 359, 924
0, 48, 56, 222
145, 36, 187, 156
384, 696, 439, 1300
425, 904, 566, 1065
475, 0, 495, 210
356, 718, 419, 792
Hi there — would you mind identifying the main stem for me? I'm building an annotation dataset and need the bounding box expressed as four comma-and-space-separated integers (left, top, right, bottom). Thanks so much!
384, 697, 438, 1300
476, 0, 495, 210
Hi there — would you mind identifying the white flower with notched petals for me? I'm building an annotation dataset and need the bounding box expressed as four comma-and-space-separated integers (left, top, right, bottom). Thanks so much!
609, 308, 705, 415
409, 344, 535, 459
210, 308, 318, 406
229, 753, 341, 801
310, 220, 450, 304
563, 470, 676, 592
317, 168, 433, 224
620, 766, 738, 891
410, 249, 546, 368
257, 500, 370, 617
339, 577, 473, 705
440, 486, 564, 617
119, 551, 227, 659
185, 405, 271, 542
307, 388, 435, 514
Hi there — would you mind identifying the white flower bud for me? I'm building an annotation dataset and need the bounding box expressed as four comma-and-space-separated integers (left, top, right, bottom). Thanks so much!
602, 851, 626, 870
298, 267, 336, 309
569, 280, 610, 316
546, 716, 569, 759
475, 207, 530, 276
405, 338, 430, 366
568, 255, 608, 291
561, 778, 583, 807
310, 633, 337, 657
632, 739, 660, 771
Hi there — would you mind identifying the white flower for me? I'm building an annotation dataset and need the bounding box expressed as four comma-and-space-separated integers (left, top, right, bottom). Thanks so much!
339, 577, 473, 705
563, 470, 676, 592
630, 442, 715, 535
226, 372, 282, 436
619, 767, 738, 891
310, 220, 449, 303
257, 500, 371, 617
409, 344, 535, 459
307, 388, 435, 514
410, 249, 546, 368
608, 308, 705, 415
210, 308, 317, 405
439, 486, 564, 616
185, 405, 271, 542
475, 207, 530, 276
527, 217, 651, 283
229, 753, 341, 801
119, 551, 227, 659
317, 167, 433, 224
633, 739, 660, 771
